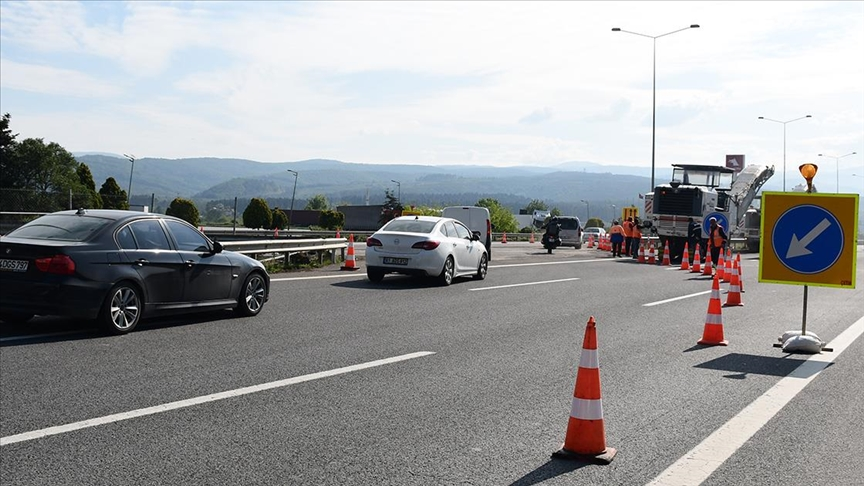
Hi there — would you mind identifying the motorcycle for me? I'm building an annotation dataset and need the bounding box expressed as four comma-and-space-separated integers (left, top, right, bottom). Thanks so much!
541, 231, 561, 254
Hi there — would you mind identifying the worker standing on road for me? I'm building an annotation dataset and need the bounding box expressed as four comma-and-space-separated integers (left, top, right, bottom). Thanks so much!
631, 218, 643, 259
622, 217, 635, 257
609, 220, 625, 257
687, 217, 701, 264
708, 217, 727, 270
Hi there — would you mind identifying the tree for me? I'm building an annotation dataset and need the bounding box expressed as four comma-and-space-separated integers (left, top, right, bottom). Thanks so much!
166, 197, 200, 226
76, 163, 103, 209
304, 194, 329, 210
476, 198, 517, 233
243, 197, 272, 229
550, 207, 562, 217
585, 217, 605, 228
5, 138, 80, 193
524, 199, 549, 213
99, 177, 129, 210
271, 207, 288, 229
378, 189, 403, 225
0, 113, 18, 183
319, 209, 345, 230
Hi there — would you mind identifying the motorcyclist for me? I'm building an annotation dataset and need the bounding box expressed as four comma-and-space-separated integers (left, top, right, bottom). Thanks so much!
542, 217, 561, 250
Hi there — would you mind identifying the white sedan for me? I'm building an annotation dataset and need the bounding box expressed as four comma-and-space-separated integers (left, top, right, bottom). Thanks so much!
365, 216, 488, 285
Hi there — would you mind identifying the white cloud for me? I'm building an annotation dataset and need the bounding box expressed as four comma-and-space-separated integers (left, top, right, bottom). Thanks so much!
0, 58, 122, 98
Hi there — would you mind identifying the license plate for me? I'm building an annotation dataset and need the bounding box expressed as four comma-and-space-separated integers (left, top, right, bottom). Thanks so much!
383, 257, 409, 265
0, 259, 28, 272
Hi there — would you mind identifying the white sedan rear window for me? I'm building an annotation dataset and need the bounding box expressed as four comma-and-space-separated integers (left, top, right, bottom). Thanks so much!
383, 220, 436, 233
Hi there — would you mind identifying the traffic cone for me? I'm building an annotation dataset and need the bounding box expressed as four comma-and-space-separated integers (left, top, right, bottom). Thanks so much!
530, 231, 535, 244
680, 242, 690, 271
698, 275, 728, 346
717, 250, 726, 281
736, 253, 745, 293
501, 232, 508, 244
702, 251, 713, 276
199, 226, 205, 233
638, 240, 646, 263
336, 228, 341, 238
340, 234, 358, 271
647, 242, 656, 264
723, 258, 743, 307
552, 317, 617, 464
724, 249, 733, 283
274, 227, 280, 238
690, 244, 702, 274
660, 240, 671, 266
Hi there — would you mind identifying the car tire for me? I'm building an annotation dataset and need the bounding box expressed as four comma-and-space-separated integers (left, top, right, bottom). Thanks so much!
474, 253, 488, 280
438, 256, 454, 286
367, 268, 385, 283
0, 313, 34, 324
99, 282, 142, 335
236, 272, 267, 317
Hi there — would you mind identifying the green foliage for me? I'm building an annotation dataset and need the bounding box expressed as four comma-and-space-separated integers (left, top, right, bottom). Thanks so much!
4, 137, 80, 193
243, 197, 272, 229
319, 209, 345, 230
304, 194, 329, 210
525, 199, 548, 212
0, 113, 17, 176
585, 217, 605, 228
476, 197, 517, 233
379, 189, 402, 225
550, 207, 562, 217
99, 177, 129, 210
76, 163, 102, 208
271, 208, 288, 229
407, 206, 442, 216
166, 197, 200, 226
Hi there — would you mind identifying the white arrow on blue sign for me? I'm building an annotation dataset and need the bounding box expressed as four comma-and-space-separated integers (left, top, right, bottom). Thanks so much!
771, 204, 844, 274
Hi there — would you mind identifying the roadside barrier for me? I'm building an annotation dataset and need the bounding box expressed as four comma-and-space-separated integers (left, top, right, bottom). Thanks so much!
680, 242, 690, 271
661, 240, 671, 266
698, 275, 729, 346
341, 234, 359, 271
690, 244, 702, 274
552, 316, 617, 464
724, 258, 743, 307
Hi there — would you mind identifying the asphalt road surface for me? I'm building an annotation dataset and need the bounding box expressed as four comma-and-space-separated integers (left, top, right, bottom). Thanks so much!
2, 242, 863, 485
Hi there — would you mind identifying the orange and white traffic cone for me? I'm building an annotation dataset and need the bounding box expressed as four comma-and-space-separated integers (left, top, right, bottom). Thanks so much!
638, 240, 646, 263
661, 240, 671, 266
698, 275, 728, 346
552, 316, 617, 464
724, 249, 733, 283
588, 235, 594, 248
736, 253, 745, 293
723, 258, 743, 307
274, 227, 280, 238
647, 242, 656, 264
702, 251, 713, 276
717, 250, 726, 282
690, 244, 702, 274
335, 228, 341, 238
530, 231, 535, 244
340, 234, 358, 271
680, 242, 690, 271
199, 226, 205, 233
501, 232, 508, 244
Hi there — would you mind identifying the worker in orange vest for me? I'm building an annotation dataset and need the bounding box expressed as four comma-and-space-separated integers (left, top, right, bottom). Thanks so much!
630, 218, 643, 259
707, 217, 727, 270
622, 217, 634, 257
609, 220, 626, 257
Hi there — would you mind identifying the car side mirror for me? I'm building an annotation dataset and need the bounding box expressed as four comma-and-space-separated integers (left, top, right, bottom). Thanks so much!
471, 231, 481, 241
212, 241, 223, 254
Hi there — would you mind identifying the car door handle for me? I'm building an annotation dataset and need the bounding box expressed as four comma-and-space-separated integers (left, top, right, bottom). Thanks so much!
185, 260, 195, 268
134, 259, 148, 267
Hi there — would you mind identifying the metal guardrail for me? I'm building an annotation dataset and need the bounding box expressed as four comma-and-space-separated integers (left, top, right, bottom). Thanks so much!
220, 238, 348, 265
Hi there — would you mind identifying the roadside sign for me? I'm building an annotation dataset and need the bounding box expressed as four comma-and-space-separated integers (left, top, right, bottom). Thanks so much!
702, 212, 728, 236
759, 192, 858, 288
726, 154, 744, 172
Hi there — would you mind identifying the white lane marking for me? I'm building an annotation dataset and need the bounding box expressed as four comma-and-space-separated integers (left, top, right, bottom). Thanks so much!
0, 330, 88, 344
646, 315, 864, 486
643, 290, 713, 307
491, 258, 611, 269
469, 277, 580, 291
271, 274, 365, 282
0, 351, 435, 446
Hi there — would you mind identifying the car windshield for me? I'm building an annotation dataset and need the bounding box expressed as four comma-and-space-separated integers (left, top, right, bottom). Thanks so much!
383, 219, 436, 234
7, 214, 112, 241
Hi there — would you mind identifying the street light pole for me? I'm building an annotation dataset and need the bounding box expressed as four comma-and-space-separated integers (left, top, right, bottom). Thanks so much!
757, 115, 812, 191
581, 199, 590, 222
611, 204, 616, 223
287, 169, 298, 228
123, 153, 136, 205
818, 152, 856, 193
612, 24, 699, 191
391, 180, 401, 203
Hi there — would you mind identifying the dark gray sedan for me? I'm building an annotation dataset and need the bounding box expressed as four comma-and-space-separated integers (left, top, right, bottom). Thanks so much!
0, 209, 269, 334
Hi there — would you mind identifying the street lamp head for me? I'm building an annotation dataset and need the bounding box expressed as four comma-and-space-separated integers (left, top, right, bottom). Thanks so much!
690, 24, 700, 28
611, 27, 621, 31
758, 116, 765, 119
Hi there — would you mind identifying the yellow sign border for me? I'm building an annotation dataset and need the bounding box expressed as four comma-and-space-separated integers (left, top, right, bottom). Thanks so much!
758, 192, 858, 288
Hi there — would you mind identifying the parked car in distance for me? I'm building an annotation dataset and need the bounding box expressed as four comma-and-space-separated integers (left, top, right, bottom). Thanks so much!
441, 206, 493, 260
365, 215, 488, 285
0, 209, 270, 334
557, 216, 584, 249
582, 226, 607, 244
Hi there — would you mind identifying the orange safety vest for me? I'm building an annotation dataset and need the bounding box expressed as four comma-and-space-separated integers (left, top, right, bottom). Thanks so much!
711, 226, 725, 248
622, 221, 633, 238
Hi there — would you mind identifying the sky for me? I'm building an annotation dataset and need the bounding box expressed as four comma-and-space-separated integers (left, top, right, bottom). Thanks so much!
1, 1, 863, 190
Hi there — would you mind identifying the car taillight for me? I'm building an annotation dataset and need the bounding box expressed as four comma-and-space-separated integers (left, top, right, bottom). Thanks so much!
366, 237, 382, 247
34, 254, 76, 275
411, 240, 440, 250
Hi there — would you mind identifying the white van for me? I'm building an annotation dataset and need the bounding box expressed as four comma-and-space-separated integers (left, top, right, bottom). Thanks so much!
441, 206, 493, 260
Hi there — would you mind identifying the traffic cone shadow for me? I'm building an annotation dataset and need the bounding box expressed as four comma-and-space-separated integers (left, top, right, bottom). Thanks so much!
552, 317, 617, 464
698, 275, 728, 346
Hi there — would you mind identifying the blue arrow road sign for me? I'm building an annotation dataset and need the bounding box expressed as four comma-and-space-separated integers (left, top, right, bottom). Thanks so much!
771, 204, 844, 274
702, 212, 728, 236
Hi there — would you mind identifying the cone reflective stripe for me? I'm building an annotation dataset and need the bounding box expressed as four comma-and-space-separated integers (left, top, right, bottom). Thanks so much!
702, 251, 713, 276
553, 316, 617, 463
698, 275, 728, 346
661, 241, 671, 266
717, 251, 726, 281
690, 244, 702, 273
340, 234, 359, 271
680, 242, 690, 270
647, 242, 656, 264
724, 258, 743, 307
